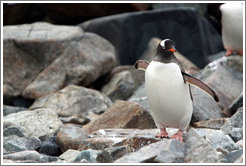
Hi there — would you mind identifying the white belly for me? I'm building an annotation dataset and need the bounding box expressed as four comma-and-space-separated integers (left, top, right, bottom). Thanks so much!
220, 3, 243, 51
145, 61, 193, 131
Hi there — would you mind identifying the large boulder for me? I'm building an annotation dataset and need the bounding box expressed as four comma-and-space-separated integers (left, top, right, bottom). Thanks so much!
80, 8, 224, 67
3, 22, 117, 100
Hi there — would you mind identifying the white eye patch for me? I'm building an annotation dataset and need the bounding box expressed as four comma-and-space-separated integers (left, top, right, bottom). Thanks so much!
160, 39, 169, 49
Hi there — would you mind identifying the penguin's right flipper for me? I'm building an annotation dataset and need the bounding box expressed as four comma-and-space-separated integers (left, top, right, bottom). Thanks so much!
182, 72, 219, 102
134, 60, 150, 71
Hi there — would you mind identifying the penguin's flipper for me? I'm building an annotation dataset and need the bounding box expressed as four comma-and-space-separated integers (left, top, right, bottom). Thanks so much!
182, 72, 219, 102
134, 60, 149, 71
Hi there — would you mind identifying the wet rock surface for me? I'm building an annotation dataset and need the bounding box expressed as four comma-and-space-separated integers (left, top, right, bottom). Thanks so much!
3, 4, 243, 164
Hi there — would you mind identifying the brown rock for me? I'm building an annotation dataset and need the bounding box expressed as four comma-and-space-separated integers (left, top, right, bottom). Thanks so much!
194, 118, 229, 130
56, 124, 89, 153
83, 100, 156, 134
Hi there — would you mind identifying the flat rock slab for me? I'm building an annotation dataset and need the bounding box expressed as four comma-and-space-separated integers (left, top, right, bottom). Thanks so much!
114, 138, 185, 163
78, 128, 178, 152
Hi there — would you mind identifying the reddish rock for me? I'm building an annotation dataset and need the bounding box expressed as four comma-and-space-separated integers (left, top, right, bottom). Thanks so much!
56, 124, 89, 153
83, 100, 156, 134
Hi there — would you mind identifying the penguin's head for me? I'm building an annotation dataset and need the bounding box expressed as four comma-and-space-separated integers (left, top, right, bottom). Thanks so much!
156, 39, 176, 57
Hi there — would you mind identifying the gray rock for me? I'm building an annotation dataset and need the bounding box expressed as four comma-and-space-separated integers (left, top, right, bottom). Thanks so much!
235, 140, 243, 149
3, 136, 41, 154
128, 84, 150, 113
22, 31, 117, 99
221, 107, 243, 133
234, 154, 243, 163
3, 150, 59, 163
56, 124, 89, 153
30, 85, 112, 119
226, 55, 243, 73
154, 140, 185, 163
224, 92, 243, 116
39, 136, 62, 156
3, 22, 84, 99
221, 149, 243, 163
96, 150, 114, 163
3, 150, 40, 161
59, 149, 81, 163
3, 105, 26, 116
227, 128, 243, 143
194, 128, 238, 153
3, 108, 63, 141
101, 70, 135, 102
80, 8, 223, 68
184, 128, 222, 163
74, 149, 101, 163
207, 51, 226, 63
191, 85, 224, 123
102, 146, 130, 161
114, 139, 184, 163
38, 154, 59, 163
197, 56, 243, 109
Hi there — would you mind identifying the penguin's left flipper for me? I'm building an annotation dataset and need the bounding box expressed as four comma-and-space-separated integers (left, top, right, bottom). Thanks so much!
182, 72, 219, 102
134, 60, 150, 71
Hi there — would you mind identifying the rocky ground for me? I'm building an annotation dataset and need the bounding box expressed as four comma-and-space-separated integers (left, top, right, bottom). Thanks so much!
3, 5, 244, 164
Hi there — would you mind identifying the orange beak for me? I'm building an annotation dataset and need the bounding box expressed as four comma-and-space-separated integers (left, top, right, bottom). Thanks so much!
169, 48, 176, 52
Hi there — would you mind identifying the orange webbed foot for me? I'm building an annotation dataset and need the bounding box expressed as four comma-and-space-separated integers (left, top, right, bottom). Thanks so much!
170, 129, 183, 142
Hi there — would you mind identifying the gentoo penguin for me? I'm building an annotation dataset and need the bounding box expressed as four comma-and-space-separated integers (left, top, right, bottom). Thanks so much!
220, 3, 243, 56
135, 39, 219, 142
